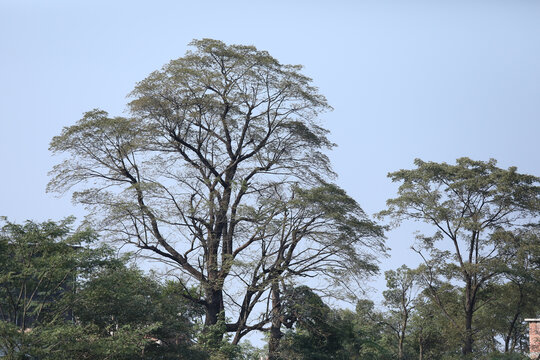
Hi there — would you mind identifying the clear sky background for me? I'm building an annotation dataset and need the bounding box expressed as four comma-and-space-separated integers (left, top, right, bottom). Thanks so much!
1, 0, 540, 299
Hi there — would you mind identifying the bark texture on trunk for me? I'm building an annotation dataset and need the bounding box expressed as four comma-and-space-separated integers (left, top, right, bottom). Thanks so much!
203, 287, 225, 346
268, 282, 282, 360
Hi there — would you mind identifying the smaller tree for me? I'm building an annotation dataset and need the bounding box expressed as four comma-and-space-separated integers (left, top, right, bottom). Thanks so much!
0, 217, 108, 357
382, 265, 419, 360
0, 218, 210, 360
379, 158, 540, 355
477, 228, 540, 354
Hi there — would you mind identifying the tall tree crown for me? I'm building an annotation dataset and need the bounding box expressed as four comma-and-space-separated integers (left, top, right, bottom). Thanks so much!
48, 39, 384, 342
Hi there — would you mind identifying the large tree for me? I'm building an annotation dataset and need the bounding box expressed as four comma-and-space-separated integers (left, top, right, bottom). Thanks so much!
379, 158, 540, 355
48, 39, 384, 344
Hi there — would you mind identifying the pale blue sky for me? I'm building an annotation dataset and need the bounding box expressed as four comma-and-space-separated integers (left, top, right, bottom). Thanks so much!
1, 0, 539, 294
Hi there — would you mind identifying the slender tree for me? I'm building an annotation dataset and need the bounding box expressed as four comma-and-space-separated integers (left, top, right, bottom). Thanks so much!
382, 265, 419, 360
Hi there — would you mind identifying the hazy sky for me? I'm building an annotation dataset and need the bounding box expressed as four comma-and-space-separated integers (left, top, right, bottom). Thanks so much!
1, 0, 540, 296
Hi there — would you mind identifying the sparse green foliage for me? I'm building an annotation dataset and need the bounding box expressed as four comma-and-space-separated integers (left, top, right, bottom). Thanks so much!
48, 39, 385, 346
380, 158, 540, 355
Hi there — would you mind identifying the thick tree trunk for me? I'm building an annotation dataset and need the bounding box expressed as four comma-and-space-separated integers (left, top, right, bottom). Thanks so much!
204, 289, 223, 326
204, 287, 225, 346
205, 290, 223, 325
268, 282, 282, 360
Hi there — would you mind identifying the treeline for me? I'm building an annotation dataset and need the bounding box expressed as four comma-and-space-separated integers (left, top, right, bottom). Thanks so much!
0, 216, 538, 359
2, 39, 539, 359
0, 219, 206, 359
